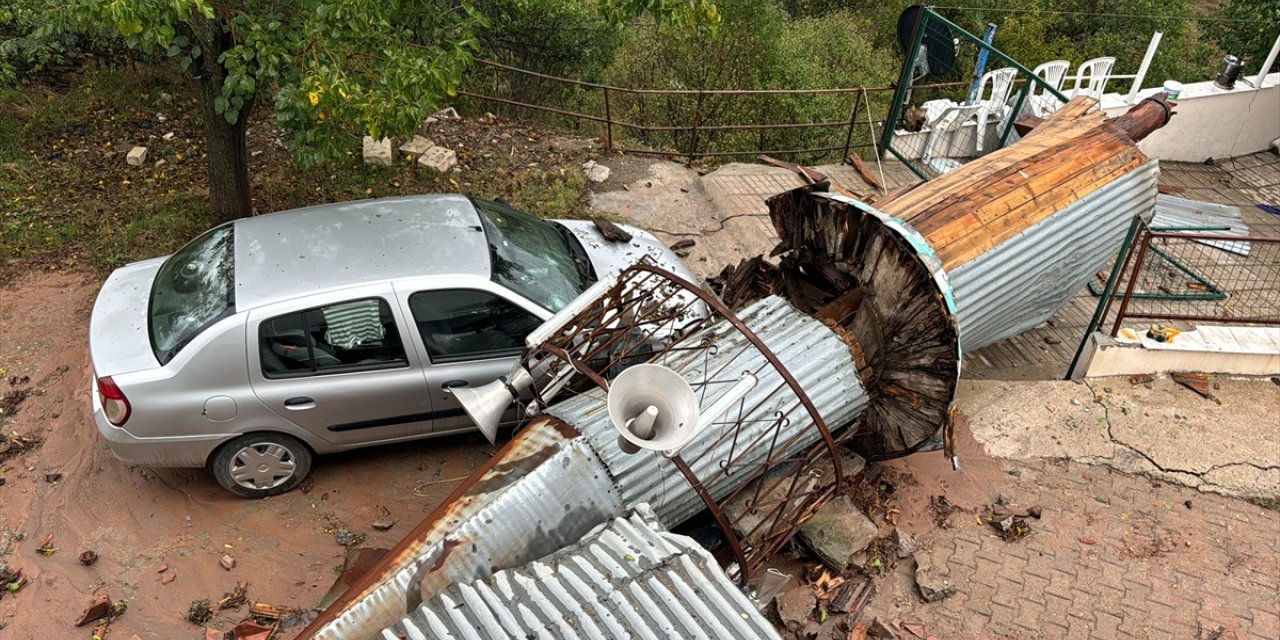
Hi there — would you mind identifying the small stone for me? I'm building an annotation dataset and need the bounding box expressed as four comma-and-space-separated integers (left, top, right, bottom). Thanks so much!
362, 136, 394, 167
1184, 500, 1193, 509
418, 146, 457, 173
1027, 505, 1043, 519
914, 559, 956, 602
371, 518, 396, 531
892, 529, 917, 560
1043, 336, 1061, 345
126, 146, 148, 166
669, 239, 696, 257
78, 550, 98, 566
161, 573, 176, 585
154, 158, 166, 168
775, 585, 815, 627
219, 554, 236, 570
45, 472, 62, 483
399, 135, 435, 159
156, 563, 168, 573
582, 160, 611, 183
113, 142, 134, 153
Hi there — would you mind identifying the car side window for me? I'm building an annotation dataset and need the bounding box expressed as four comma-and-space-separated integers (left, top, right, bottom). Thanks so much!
259, 298, 408, 378
408, 289, 542, 362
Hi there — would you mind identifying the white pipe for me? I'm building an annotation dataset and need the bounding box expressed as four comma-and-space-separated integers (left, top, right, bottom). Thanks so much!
1252, 33, 1280, 88
1127, 31, 1163, 104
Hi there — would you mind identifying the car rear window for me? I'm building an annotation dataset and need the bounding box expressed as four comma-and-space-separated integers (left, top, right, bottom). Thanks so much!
148, 226, 235, 364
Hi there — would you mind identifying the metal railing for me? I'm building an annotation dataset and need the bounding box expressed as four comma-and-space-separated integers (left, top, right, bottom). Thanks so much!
461, 58, 967, 162
1067, 217, 1280, 377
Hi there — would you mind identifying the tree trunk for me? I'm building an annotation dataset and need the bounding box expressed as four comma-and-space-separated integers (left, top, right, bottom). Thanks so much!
191, 14, 253, 224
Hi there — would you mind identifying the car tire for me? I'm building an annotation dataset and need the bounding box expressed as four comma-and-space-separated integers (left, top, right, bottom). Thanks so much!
211, 433, 313, 498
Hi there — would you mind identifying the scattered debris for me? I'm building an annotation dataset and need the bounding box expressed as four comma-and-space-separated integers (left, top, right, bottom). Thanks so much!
0, 565, 27, 597
913, 558, 955, 602
162, 573, 176, 585
126, 146, 148, 166
36, 533, 56, 556
186, 599, 213, 625
867, 618, 899, 639
370, 505, 397, 531
79, 550, 99, 566
986, 514, 1032, 542
928, 495, 960, 529
0, 388, 33, 417
44, 472, 62, 483
362, 136, 394, 166
582, 159, 611, 183
828, 576, 875, 616
848, 154, 883, 192
776, 584, 816, 628
432, 107, 460, 120
899, 620, 928, 639
333, 528, 365, 547
798, 497, 879, 571
74, 595, 112, 627
399, 135, 435, 160
592, 217, 633, 243
669, 238, 696, 257
417, 146, 457, 173
317, 547, 390, 610
220, 553, 237, 570
217, 582, 249, 611
231, 619, 275, 640
892, 529, 917, 560
1171, 371, 1221, 404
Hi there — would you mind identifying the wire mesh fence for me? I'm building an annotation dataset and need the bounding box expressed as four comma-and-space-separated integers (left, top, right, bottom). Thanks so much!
1092, 220, 1280, 335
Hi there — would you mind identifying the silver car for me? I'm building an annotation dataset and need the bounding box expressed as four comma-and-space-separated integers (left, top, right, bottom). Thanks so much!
89, 195, 699, 497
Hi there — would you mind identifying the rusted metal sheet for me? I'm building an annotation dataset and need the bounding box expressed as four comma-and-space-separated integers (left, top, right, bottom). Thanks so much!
299, 419, 623, 640
948, 160, 1160, 351
381, 504, 781, 640
549, 296, 867, 527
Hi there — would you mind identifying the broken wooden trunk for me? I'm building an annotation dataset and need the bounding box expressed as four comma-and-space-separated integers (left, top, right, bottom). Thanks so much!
730, 95, 1170, 458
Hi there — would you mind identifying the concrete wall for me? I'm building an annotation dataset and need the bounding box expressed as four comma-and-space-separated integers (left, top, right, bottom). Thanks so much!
1101, 73, 1280, 162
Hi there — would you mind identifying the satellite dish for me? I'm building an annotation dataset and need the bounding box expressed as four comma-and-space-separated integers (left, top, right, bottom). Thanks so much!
897, 6, 956, 79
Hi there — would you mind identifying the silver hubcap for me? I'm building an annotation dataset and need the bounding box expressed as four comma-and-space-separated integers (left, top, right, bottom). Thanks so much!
229, 443, 297, 490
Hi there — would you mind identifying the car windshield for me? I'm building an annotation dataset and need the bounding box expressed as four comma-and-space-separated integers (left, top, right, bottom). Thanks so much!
148, 225, 235, 364
473, 198, 587, 312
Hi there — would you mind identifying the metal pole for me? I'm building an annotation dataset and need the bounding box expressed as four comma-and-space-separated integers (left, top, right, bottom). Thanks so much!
1065, 216, 1141, 379
925, 9, 1070, 104
603, 86, 614, 151
999, 79, 1032, 147
689, 92, 705, 162
1110, 230, 1155, 337
1126, 31, 1163, 104
965, 23, 998, 105
842, 90, 864, 162
881, 8, 926, 155
1251, 33, 1280, 86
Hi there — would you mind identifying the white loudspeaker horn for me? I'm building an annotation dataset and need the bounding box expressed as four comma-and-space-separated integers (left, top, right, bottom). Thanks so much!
455, 367, 534, 445
608, 364, 757, 457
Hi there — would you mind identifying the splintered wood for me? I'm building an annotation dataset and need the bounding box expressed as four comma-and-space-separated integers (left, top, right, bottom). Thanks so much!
876, 96, 1157, 271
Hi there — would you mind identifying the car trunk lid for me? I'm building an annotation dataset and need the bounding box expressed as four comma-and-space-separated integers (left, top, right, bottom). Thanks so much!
90, 257, 165, 376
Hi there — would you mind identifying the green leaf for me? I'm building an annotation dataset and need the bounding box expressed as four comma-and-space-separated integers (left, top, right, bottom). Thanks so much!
213, 96, 228, 113
166, 45, 180, 57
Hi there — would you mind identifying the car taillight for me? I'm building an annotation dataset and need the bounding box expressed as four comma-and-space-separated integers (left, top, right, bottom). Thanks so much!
97, 376, 131, 426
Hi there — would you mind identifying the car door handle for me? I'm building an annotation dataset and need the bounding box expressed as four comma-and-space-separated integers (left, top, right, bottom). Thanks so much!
441, 380, 469, 395
284, 396, 315, 409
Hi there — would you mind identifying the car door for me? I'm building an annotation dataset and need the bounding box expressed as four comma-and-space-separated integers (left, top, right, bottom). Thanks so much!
395, 280, 549, 433
247, 288, 435, 445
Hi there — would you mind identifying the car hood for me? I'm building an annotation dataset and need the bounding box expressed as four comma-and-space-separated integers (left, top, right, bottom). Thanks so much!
89, 256, 166, 376
552, 220, 698, 284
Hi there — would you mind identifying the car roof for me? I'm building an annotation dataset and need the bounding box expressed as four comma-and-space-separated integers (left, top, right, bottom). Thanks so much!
232, 195, 490, 310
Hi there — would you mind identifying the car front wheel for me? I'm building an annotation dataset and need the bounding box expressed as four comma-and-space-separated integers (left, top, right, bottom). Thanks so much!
211, 433, 313, 498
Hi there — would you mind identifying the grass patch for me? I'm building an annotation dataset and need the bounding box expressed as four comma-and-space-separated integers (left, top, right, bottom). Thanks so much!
0, 66, 597, 285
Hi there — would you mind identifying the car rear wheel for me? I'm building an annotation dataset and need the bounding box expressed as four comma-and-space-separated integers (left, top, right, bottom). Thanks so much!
211, 433, 312, 498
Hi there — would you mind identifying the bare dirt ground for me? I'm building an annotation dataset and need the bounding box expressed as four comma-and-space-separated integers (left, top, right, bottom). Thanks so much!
0, 271, 491, 638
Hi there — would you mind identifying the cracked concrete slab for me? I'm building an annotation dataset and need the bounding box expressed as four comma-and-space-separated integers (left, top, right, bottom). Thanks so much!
962, 376, 1280, 501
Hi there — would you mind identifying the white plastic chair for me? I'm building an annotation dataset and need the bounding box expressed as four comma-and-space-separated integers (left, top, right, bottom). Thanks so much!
1028, 60, 1070, 117
972, 68, 1018, 153
1071, 57, 1115, 101
922, 104, 982, 175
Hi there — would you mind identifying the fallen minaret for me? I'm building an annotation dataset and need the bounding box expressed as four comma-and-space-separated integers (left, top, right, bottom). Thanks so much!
298, 95, 1171, 639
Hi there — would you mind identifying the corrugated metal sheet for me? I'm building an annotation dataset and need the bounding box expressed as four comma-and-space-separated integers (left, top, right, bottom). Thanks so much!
382, 504, 781, 640
549, 295, 867, 527
310, 423, 623, 640
948, 160, 1160, 352
1151, 194, 1250, 255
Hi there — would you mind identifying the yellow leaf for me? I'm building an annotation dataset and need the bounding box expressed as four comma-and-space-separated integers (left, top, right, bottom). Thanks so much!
446, 86, 457, 97
308, 91, 320, 107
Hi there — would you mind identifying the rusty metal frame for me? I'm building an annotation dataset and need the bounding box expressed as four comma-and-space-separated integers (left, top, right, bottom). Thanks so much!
524, 262, 854, 584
